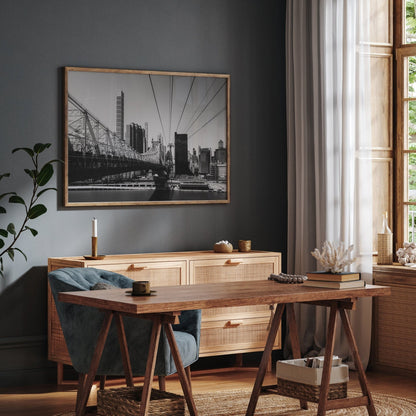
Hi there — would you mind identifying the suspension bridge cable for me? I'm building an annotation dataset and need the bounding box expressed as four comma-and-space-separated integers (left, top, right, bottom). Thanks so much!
176, 76, 196, 133
183, 78, 217, 133
188, 107, 226, 138
184, 80, 226, 134
148, 74, 166, 142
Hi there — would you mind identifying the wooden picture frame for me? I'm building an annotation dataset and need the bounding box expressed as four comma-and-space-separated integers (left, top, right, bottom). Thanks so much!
63, 67, 230, 206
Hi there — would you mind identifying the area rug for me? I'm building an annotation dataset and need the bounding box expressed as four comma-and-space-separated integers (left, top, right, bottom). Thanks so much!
55, 389, 416, 415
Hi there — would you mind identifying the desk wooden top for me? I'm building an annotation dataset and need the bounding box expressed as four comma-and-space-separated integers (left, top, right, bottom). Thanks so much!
58, 280, 391, 315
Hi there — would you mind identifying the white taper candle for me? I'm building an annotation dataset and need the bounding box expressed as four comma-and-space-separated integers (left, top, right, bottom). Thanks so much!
92, 218, 97, 237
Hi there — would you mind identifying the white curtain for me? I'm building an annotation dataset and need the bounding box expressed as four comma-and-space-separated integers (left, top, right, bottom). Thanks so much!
286, 0, 372, 368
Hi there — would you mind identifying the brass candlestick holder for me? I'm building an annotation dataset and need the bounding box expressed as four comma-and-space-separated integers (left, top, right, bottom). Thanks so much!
83, 237, 105, 260
92, 236, 98, 257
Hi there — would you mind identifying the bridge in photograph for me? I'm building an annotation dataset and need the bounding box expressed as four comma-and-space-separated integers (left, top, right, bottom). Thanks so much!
66, 94, 166, 184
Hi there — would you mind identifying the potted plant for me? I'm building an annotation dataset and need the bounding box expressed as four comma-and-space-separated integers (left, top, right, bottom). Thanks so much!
0, 143, 60, 278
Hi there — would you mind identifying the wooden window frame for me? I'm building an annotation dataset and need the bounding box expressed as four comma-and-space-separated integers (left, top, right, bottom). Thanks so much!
394, 1, 416, 246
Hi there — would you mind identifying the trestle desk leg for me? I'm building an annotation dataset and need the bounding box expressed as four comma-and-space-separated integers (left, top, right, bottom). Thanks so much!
246, 303, 285, 416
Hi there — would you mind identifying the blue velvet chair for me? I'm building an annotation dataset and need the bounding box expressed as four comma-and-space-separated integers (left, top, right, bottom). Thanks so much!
48, 267, 201, 392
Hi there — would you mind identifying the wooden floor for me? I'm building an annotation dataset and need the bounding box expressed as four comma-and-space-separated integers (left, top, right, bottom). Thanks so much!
0, 367, 415, 416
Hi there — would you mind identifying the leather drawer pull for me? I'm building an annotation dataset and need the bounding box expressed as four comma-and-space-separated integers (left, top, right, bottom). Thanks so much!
128, 265, 148, 271
225, 320, 243, 327
225, 259, 242, 266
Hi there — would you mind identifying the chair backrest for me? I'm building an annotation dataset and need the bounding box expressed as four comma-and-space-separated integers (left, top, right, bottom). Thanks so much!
49, 267, 201, 376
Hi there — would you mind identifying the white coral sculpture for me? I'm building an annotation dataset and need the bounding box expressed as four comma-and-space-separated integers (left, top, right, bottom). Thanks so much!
311, 241, 356, 274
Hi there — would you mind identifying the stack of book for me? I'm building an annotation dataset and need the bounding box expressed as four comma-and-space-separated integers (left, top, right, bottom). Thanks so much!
303, 271, 365, 289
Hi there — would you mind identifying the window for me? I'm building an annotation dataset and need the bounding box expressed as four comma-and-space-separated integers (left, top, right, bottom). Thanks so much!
395, 1, 416, 244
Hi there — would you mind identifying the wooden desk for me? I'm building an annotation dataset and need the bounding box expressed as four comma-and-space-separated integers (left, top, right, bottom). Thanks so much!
59, 280, 390, 416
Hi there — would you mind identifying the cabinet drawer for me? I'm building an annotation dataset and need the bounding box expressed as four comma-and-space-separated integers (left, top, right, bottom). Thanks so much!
89, 261, 187, 286
190, 256, 278, 284
199, 317, 281, 356
191, 256, 278, 321
202, 304, 273, 321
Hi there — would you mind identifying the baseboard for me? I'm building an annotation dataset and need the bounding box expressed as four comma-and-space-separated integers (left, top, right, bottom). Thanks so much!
0, 335, 56, 387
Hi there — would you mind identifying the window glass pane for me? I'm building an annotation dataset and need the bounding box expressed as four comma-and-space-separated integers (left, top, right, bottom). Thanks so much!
405, 101, 416, 149
407, 101, 416, 149
406, 1, 416, 44
407, 153, 416, 202
407, 205, 416, 242
408, 57, 416, 97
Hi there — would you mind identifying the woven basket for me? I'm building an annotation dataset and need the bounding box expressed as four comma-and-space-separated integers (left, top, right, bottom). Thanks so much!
275, 378, 347, 402
238, 240, 251, 252
377, 233, 393, 265
97, 387, 184, 416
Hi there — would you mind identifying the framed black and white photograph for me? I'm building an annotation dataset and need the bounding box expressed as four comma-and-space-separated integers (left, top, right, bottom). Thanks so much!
63, 67, 230, 206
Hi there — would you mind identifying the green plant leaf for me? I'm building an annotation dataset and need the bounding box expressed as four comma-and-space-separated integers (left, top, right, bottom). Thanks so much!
24, 169, 36, 179
0, 229, 8, 237
12, 147, 34, 157
36, 187, 57, 198
45, 159, 63, 165
0, 173, 10, 181
0, 206, 6, 214
25, 226, 38, 236
7, 248, 15, 261
14, 248, 27, 261
36, 164, 54, 186
9, 195, 26, 205
0, 192, 16, 201
0, 239, 4, 249
34, 143, 51, 154
7, 223, 16, 235
27, 204, 47, 219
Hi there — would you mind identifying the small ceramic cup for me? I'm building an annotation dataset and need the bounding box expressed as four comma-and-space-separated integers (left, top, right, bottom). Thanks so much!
132, 280, 151, 295
238, 240, 251, 252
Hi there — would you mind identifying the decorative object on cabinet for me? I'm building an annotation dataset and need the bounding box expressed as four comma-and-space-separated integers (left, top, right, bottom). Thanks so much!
372, 265, 416, 374
64, 67, 230, 207
238, 240, 251, 252
213, 240, 233, 253
311, 241, 355, 274
48, 250, 281, 384
268, 273, 307, 284
0, 143, 60, 278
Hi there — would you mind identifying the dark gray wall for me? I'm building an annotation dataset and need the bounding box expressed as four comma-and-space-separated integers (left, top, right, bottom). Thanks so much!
0, 0, 287, 386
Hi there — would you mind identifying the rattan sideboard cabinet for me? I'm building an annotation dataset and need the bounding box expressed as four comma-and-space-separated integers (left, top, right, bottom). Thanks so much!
48, 250, 281, 383
372, 264, 416, 374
